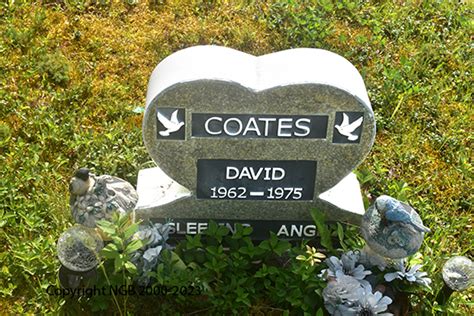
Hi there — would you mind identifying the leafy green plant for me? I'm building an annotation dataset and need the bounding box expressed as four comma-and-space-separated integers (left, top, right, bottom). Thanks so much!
153, 218, 374, 314
36, 51, 70, 87
97, 214, 143, 276
91, 213, 143, 314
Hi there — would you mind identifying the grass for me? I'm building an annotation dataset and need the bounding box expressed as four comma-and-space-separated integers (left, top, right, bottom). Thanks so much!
0, 0, 472, 314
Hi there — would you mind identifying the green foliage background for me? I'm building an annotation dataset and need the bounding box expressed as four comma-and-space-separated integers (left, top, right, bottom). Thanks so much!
0, 0, 472, 313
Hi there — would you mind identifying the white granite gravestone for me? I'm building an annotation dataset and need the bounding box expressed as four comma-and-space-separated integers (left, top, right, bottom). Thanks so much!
135, 46, 376, 239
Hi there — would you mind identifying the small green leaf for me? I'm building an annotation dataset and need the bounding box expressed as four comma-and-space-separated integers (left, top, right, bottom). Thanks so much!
124, 261, 137, 274
114, 255, 125, 272
118, 213, 131, 229
101, 243, 119, 259
274, 240, 291, 256
337, 223, 347, 250
123, 222, 140, 240
205, 220, 218, 235
125, 238, 143, 255
111, 235, 123, 249
269, 232, 279, 248
185, 234, 202, 248
169, 251, 187, 270
242, 225, 253, 236
217, 225, 229, 236
310, 209, 333, 251
259, 240, 270, 251
96, 220, 115, 236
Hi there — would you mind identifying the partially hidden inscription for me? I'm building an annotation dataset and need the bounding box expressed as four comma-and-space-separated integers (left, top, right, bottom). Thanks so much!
196, 159, 316, 201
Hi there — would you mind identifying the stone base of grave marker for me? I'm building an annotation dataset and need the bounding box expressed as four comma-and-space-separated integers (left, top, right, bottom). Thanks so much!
135, 166, 364, 239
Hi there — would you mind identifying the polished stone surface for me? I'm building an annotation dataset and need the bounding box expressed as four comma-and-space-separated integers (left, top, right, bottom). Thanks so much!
139, 46, 375, 228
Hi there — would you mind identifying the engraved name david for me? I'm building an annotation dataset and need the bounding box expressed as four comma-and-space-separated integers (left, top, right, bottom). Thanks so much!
226, 166, 286, 181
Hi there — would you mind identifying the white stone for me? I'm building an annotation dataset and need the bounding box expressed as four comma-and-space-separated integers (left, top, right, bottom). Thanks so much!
135, 167, 191, 210
145, 45, 370, 109
318, 172, 365, 216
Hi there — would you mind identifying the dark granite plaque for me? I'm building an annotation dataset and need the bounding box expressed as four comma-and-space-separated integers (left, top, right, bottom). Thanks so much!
332, 111, 364, 144
192, 113, 328, 139
151, 218, 317, 240
156, 108, 186, 140
196, 159, 317, 201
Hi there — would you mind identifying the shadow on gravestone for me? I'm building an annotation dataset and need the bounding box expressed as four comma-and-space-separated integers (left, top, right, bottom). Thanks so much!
135, 46, 376, 240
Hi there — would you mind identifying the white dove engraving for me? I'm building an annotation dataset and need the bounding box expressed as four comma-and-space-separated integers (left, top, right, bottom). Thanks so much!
157, 110, 184, 136
335, 113, 363, 141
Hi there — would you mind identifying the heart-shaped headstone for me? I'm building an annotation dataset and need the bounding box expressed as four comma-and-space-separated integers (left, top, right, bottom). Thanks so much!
143, 46, 375, 200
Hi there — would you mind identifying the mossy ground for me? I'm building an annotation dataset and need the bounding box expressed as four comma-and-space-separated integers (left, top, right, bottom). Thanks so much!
0, 1, 472, 314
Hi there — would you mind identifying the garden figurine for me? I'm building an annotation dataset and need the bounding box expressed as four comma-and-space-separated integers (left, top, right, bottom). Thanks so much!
57, 225, 103, 272
56, 225, 103, 289
69, 168, 138, 228
130, 222, 171, 286
437, 256, 474, 304
361, 195, 430, 259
